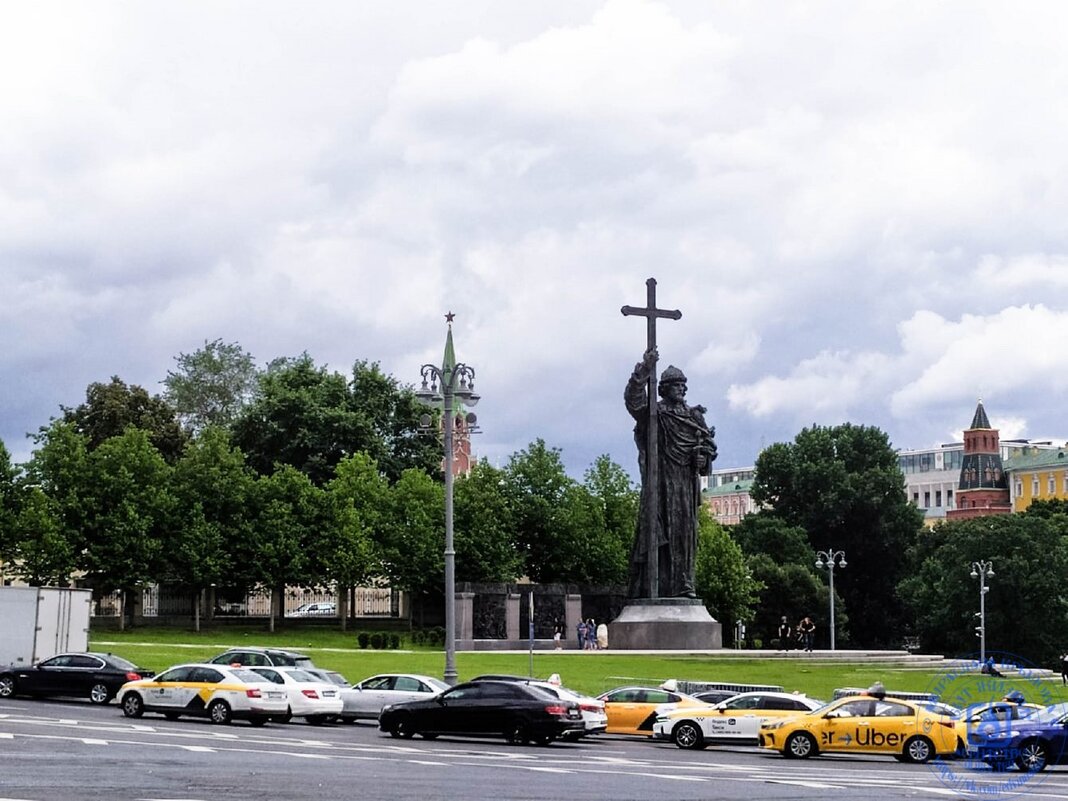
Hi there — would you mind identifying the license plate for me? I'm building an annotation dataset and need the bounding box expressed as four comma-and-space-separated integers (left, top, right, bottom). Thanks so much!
268, 691, 285, 699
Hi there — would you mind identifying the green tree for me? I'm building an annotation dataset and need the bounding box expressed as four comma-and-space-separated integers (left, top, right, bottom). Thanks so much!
751, 423, 924, 646
899, 515, 1068, 663
61, 376, 187, 463
163, 339, 260, 433
694, 511, 762, 645
747, 554, 840, 647
0, 441, 22, 567
11, 487, 75, 587
167, 427, 257, 629
453, 461, 523, 583
730, 514, 814, 566
248, 465, 333, 630
80, 429, 174, 629
504, 439, 575, 582
232, 355, 438, 485
378, 468, 444, 626
582, 455, 638, 582
23, 422, 91, 564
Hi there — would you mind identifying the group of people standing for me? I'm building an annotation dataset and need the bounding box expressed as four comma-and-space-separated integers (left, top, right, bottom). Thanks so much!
777, 615, 817, 652
553, 617, 607, 650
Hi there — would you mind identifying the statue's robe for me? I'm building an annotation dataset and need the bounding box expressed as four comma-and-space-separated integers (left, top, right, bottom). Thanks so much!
625, 372, 716, 598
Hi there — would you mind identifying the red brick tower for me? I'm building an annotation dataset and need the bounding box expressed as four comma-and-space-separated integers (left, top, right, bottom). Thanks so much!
946, 399, 1011, 519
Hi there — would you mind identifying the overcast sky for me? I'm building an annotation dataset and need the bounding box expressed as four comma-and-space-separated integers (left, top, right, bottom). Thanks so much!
4, 1, 1068, 480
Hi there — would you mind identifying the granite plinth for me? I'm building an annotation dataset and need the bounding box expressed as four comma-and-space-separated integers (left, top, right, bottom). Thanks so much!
608, 598, 722, 650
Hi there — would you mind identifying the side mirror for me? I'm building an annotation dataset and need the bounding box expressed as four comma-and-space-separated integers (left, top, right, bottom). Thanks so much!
436, 696, 446, 706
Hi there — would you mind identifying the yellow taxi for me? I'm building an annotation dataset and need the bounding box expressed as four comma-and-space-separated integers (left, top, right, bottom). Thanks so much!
597, 685, 705, 736
653, 691, 823, 749
759, 691, 961, 763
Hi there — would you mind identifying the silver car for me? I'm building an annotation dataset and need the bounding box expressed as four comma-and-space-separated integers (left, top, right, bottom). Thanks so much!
346, 673, 448, 721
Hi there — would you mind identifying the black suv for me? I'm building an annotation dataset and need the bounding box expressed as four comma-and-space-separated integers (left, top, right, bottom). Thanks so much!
207, 647, 315, 669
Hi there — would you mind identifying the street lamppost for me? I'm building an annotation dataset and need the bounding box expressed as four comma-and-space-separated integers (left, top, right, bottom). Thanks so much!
970, 560, 995, 667
415, 315, 479, 686
815, 548, 847, 650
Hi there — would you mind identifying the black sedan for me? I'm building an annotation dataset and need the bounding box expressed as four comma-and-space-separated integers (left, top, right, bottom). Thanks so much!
379, 680, 584, 745
0, 652, 154, 705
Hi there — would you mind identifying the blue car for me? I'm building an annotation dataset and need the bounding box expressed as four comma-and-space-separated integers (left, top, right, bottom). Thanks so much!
971, 702, 1068, 772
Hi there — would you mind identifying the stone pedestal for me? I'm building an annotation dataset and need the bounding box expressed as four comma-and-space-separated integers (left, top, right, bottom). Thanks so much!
505, 593, 521, 640
609, 598, 722, 650
456, 592, 475, 642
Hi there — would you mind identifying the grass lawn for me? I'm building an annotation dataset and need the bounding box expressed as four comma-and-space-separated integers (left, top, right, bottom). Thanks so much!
91, 626, 1068, 705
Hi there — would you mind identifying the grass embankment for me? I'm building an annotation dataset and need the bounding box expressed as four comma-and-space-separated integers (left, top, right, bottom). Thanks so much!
91, 626, 1068, 703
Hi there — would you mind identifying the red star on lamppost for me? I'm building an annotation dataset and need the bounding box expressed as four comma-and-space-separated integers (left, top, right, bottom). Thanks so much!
445, 311, 455, 323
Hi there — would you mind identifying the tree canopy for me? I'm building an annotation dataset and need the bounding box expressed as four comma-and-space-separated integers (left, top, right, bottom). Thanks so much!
163, 339, 260, 433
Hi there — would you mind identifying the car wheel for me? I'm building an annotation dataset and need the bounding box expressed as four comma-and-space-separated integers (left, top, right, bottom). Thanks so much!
121, 693, 144, 718
0, 675, 16, 699
506, 721, 529, 746
1015, 740, 1049, 772
672, 720, 705, 750
164, 712, 181, 721
249, 716, 268, 727
272, 708, 293, 724
208, 700, 232, 725
903, 736, 934, 764
784, 732, 817, 759
89, 682, 111, 705
389, 716, 415, 739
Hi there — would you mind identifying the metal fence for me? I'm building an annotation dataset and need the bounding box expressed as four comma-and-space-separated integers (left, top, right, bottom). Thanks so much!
93, 586, 398, 619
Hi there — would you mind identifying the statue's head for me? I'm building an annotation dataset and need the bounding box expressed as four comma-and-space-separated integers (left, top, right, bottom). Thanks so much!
658, 365, 687, 398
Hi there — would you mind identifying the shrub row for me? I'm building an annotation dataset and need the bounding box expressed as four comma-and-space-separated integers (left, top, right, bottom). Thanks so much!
355, 632, 402, 649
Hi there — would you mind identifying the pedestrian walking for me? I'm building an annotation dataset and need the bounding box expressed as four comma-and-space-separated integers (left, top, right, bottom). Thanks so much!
777, 616, 793, 652
585, 618, 597, 650
576, 619, 588, 650
1061, 653, 1068, 685
798, 616, 816, 652
552, 617, 564, 650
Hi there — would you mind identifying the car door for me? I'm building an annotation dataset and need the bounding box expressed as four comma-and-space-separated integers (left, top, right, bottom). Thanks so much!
866, 700, 916, 753
428, 684, 484, 733
705, 694, 767, 742
819, 699, 873, 753
23, 655, 72, 695
146, 667, 193, 712
65, 654, 106, 698
355, 675, 395, 716
602, 689, 644, 733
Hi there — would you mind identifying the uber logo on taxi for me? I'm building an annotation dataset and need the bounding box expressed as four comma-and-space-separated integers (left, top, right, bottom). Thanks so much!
855, 729, 902, 747
728, 718, 736, 726
821, 731, 834, 744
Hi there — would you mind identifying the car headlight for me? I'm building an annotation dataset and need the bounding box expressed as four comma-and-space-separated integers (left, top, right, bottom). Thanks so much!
655, 715, 670, 723
762, 721, 786, 731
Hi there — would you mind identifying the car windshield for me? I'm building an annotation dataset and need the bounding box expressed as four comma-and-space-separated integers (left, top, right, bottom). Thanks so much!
1027, 704, 1068, 724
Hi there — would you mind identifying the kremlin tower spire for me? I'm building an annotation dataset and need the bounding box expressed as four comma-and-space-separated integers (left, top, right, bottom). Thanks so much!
946, 399, 1011, 519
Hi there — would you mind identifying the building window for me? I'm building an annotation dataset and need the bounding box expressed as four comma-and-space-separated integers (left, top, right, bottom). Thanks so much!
913, 492, 920, 505
935, 490, 942, 507
947, 489, 954, 508
1033, 476, 1040, 495
924, 491, 930, 508
1050, 475, 1056, 494
1015, 479, 1023, 496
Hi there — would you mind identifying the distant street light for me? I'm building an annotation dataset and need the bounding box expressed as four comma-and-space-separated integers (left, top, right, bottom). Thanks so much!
970, 560, 995, 666
815, 548, 847, 650
415, 314, 479, 686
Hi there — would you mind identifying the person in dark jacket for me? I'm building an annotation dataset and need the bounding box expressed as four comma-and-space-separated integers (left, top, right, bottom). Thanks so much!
777, 616, 793, 652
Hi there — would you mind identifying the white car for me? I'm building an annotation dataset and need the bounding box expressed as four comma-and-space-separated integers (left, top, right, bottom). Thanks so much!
347, 673, 449, 720
249, 666, 344, 724
528, 681, 607, 739
303, 667, 362, 723
653, 691, 824, 749
118, 663, 288, 725
289, 602, 337, 617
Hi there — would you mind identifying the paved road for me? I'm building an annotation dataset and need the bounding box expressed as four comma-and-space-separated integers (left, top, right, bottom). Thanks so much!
2, 698, 1066, 801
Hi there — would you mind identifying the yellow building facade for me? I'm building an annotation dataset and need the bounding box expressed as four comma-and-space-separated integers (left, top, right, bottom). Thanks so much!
1005, 448, 1068, 512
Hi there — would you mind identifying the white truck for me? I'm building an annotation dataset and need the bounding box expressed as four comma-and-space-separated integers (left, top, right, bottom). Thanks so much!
0, 586, 92, 666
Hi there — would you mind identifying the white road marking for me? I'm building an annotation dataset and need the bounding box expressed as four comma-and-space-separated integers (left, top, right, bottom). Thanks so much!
765, 779, 846, 789
182, 746, 215, 752
407, 760, 450, 766
81, 738, 108, 745
0, 733, 12, 739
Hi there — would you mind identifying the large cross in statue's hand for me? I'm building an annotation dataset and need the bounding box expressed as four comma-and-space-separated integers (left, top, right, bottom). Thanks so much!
621, 278, 681, 599
621, 278, 681, 355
